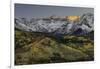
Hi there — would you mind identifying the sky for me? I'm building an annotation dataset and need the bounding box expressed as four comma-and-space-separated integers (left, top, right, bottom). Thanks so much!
15, 3, 94, 19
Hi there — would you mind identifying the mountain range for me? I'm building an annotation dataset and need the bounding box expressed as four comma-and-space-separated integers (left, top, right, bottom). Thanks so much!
15, 13, 94, 35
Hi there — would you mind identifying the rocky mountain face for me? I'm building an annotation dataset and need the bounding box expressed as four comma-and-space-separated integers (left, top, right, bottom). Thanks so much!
15, 13, 94, 35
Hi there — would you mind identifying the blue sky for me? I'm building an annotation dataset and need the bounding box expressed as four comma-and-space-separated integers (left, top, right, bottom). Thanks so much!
15, 3, 94, 19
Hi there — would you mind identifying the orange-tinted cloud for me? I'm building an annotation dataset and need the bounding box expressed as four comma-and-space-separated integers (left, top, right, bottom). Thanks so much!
66, 16, 80, 21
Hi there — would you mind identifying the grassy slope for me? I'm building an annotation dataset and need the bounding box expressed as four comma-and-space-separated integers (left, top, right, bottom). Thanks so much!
15, 29, 94, 65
